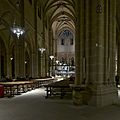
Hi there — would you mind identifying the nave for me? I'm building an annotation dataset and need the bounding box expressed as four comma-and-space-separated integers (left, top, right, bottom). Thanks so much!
0, 87, 120, 120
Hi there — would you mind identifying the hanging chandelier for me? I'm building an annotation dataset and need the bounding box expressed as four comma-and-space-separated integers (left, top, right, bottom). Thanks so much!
39, 48, 46, 54
49, 55, 54, 60
11, 22, 25, 39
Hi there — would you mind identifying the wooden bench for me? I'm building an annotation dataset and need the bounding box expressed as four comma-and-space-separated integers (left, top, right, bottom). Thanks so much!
44, 79, 74, 99
34, 78, 57, 87
0, 80, 36, 97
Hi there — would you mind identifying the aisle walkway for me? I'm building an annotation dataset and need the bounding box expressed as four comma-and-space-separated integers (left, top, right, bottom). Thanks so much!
0, 87, 120, 120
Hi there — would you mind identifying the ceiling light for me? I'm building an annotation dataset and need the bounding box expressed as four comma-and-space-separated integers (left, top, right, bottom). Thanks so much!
11, 21, 25, 39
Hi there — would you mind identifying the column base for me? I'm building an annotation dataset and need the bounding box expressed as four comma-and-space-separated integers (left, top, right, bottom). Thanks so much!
71, 84, 118, 107
71, 84, 86, 105
87, 84, 118, 107
73, 90, 83, 105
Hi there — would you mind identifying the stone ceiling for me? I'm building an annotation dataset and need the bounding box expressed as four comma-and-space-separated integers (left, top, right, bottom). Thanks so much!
41, 0, 120, 39
41, 0, 76, 38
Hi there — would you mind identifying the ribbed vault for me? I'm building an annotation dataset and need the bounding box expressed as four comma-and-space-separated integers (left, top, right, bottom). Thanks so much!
41, 0, 76, 39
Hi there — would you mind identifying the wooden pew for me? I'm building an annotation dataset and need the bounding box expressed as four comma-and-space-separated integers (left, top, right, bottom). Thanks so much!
0, 81, 35, 97
44, 79, 74, 99
34, 77, 57, 87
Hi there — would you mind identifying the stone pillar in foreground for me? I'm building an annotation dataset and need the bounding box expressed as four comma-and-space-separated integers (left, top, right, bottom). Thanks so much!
73, 0, 118, 107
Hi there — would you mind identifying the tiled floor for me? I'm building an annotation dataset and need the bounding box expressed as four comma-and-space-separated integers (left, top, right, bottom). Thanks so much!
0, 87, 120, 120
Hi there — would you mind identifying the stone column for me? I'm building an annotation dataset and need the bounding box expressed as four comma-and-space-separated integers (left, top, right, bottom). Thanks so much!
6, 52, 11, 78
14, 38, 25, 78
38, 50, 46, 78
89, 0, 105, 107
38, 51, 41, 77
41, 53, 46, 77
110, 0, 116, 85
39, 53, 46, 78
45, 53, 49, 77
45, 29, 52, 77
73, 0, 117, 107
75, 0, 84, 85
39, 19, 47, 77
14, 0, 25, 78
117, 35, 120, 78
9, 58, 12, 78
43, 51, 47, 77
0, 43, 1, 79
40, 53, 43, 77
85, 0, 90, 84
31, 52, 38, 78
95, 0, 104, 85
88, 0, 117, 107
72, 0, 84, 105
29, 55, 32, 77
34, 0, 39, 78
49, 29, 52, 54
104, 0, 109, 84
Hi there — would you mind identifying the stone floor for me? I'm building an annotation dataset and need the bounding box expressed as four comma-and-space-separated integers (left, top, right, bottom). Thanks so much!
0, 87, 120, 120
